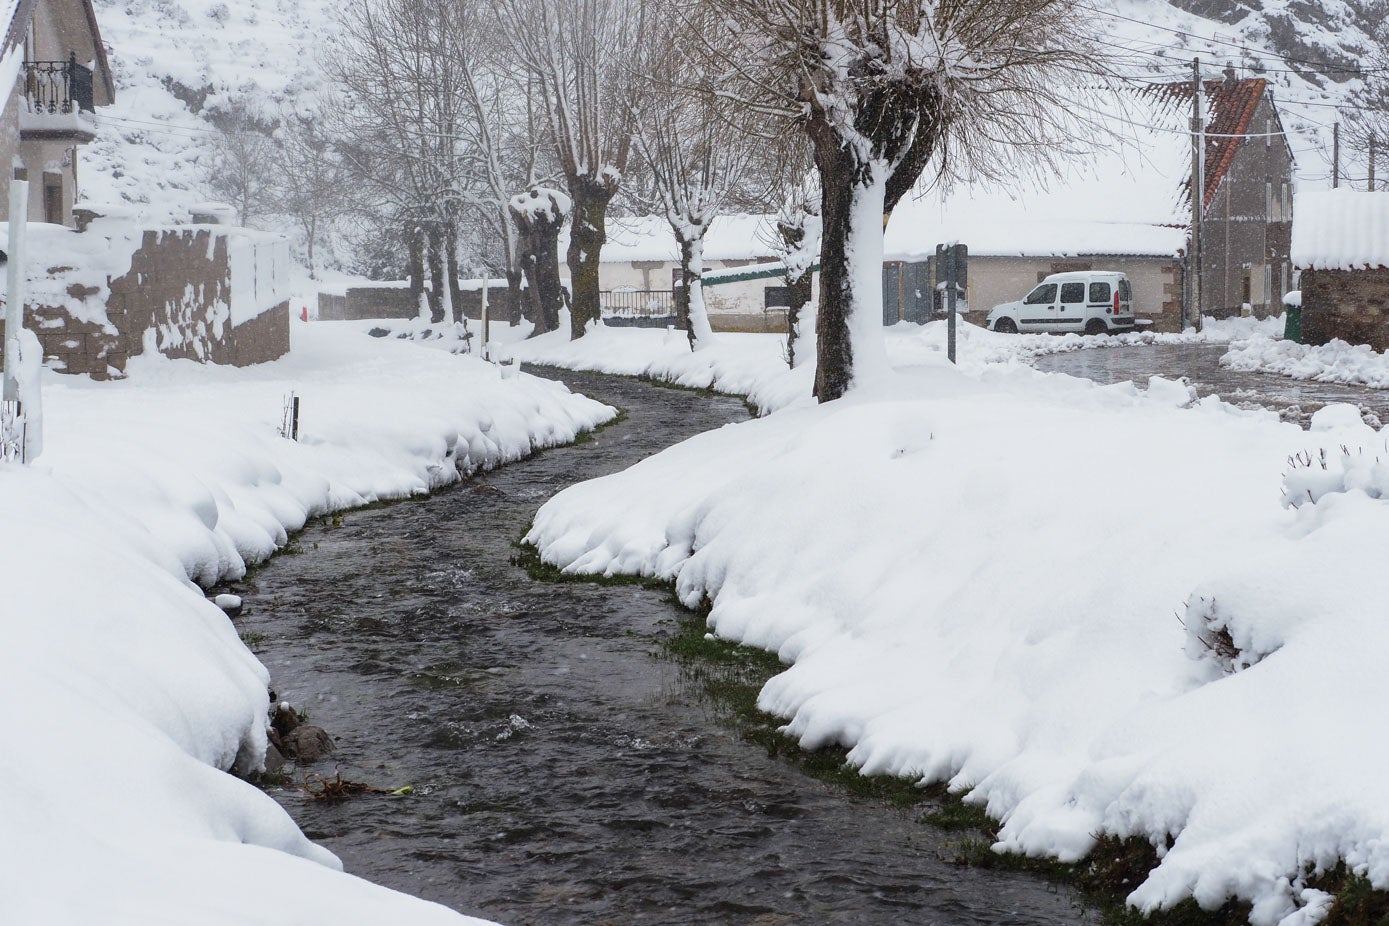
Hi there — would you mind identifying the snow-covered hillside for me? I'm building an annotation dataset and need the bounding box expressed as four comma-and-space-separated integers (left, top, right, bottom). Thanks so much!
80, 0, 1373, 265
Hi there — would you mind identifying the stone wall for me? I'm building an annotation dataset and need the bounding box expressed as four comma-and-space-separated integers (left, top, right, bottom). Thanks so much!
2, 224, 290, 380
1300, 267, 1389, 352
345, 286, 418, 320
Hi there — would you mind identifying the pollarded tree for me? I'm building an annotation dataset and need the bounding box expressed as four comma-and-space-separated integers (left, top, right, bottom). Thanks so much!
707, 0, 1099, 401
773, 176, 821, 369
497, 0, 651, 339
509, 188, 571, 335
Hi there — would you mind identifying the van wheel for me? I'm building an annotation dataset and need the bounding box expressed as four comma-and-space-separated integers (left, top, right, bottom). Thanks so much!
1084, 319, 1108, 336
994, 318, 1018, 334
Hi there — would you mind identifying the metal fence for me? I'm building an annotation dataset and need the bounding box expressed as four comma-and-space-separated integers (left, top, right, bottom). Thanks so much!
600, 289, 676, 319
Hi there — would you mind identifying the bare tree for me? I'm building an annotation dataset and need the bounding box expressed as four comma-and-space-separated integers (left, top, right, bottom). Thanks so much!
273, 102, 351, 279
630, 4, 769, 351
497, 0, 650, 339
207, 97, 275, 226
332, 0, 480, 323
706, 0, 1100, 401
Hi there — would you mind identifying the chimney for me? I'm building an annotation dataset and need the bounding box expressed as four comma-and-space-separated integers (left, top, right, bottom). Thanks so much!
1223, 63, 1238, 89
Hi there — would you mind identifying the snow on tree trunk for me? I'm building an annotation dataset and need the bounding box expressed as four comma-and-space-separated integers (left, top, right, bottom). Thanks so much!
511, 188, 570, 338
677, 235, 715, 351
813, 154, 891, 401
777, 200, 821, 369
567, 176, 614, 340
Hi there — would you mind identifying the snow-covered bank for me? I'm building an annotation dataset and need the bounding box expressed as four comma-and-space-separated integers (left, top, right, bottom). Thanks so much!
498, 315, 1282, 414
1223, 337, 1389, 390
526, 341, 1389, 925
1, 322, 613, 925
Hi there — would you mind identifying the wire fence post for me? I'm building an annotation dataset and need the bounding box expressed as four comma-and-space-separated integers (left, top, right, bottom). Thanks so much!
1190, 57, 1205, 334
2, 179, 32, 463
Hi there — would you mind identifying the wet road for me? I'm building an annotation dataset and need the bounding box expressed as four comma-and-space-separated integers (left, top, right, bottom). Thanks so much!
1033, 342, 1389, 424
233, 369, 1089, 926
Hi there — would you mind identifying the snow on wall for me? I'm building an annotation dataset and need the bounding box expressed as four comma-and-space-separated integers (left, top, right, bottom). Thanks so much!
1290, 190, 1389, 271
225, 229, 292, 326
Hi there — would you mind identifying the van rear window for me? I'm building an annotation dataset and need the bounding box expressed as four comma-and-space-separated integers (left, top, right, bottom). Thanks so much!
1118, 279, 1132, 301
1089, 282, 1111, 303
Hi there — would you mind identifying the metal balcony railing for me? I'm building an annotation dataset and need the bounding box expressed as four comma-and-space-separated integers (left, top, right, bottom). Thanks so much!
23, 55, 94, 116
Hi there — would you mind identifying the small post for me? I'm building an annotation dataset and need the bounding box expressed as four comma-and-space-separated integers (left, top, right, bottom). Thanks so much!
1371, 133, 1378, 191
1333, 122, 1341, 189
480, 271, 491, 360
290, 394, 300, 441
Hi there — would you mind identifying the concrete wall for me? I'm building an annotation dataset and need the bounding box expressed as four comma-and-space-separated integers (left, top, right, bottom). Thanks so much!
1300, 267, 1389, 352
962, 255, 1183, 331
2, 226, 289, 379
1198, 95, 1294, 318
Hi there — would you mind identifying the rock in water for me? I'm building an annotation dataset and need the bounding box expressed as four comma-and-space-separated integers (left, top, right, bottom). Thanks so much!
282, 725, 335, 763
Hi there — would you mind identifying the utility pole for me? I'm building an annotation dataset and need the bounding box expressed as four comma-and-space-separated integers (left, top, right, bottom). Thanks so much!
1190, 57, 1205, 333
1333, 122, 1341, 189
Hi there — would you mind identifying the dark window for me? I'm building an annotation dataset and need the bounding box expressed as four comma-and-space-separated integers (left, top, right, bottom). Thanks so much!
1024, 283, 1057, 305
1118, 278, 1132, 302
1089, 282, 1111, 304
764, 285, 790, 309
1060, 282, 1085, 304
1241, 271, 1252, 305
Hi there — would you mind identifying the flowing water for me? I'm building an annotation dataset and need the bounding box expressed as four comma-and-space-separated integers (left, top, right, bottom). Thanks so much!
233, 369, 1089, 926
1034, 342, 1389, 423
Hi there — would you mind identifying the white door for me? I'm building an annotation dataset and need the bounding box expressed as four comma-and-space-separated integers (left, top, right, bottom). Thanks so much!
1055, 280, 1088, 333
1017, 282, 1059, 330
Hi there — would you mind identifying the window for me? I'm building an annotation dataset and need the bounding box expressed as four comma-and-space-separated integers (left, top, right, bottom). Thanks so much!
1024, 283, 1057, 305
1060, 282, 1085, 304
1088, 282, 1111, 304
1118, 279, 1132, 302
764, 285, 790, 309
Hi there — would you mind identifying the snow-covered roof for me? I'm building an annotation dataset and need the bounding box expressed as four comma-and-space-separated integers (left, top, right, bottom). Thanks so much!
1291, 190, 1389, 271
592, 214, 781, 264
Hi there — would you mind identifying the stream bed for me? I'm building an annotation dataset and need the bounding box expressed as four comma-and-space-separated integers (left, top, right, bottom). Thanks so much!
233, 369, 1089, 926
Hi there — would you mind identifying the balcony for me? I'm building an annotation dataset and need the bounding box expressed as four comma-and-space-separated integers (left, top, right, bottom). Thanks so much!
20, 55, 97, 143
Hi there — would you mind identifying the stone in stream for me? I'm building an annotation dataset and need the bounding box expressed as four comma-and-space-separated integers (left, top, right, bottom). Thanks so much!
282, 725, 335, 763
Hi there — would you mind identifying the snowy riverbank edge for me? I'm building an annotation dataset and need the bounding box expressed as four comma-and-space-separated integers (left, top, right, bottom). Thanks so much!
0, 322, 614, 926
518, 319, 1389, 926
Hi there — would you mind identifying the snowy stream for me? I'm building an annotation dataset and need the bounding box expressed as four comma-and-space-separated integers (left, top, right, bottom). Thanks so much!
233, 369, 1089, 926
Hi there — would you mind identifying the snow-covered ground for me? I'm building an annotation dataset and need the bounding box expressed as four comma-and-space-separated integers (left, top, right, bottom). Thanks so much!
0, 322, 612, 925
1224, 336, 1389, 390
497, 315, 1282, 414
521, 321, 1389, 925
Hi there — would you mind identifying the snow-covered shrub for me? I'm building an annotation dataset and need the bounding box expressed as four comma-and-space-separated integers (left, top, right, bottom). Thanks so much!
1180, 594, 1280, 675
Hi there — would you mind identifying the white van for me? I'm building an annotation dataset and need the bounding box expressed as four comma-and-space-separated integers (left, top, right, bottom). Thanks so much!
986, 271, 1135, 335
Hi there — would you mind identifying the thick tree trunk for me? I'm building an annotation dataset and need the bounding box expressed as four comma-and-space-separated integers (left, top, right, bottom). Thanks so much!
408, 223, 426, 316
785, 271, 813, 368
505, 268, 524, 326
425, 223, 446, 324
510, 192, 566, 338
445, 221, 464, 323
566, 178, 613, 340
810, 144, 889, 402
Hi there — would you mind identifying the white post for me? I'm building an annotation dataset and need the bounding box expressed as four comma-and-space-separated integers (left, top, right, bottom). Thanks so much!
3, 180, 27, 402
480, 272, 490, 361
